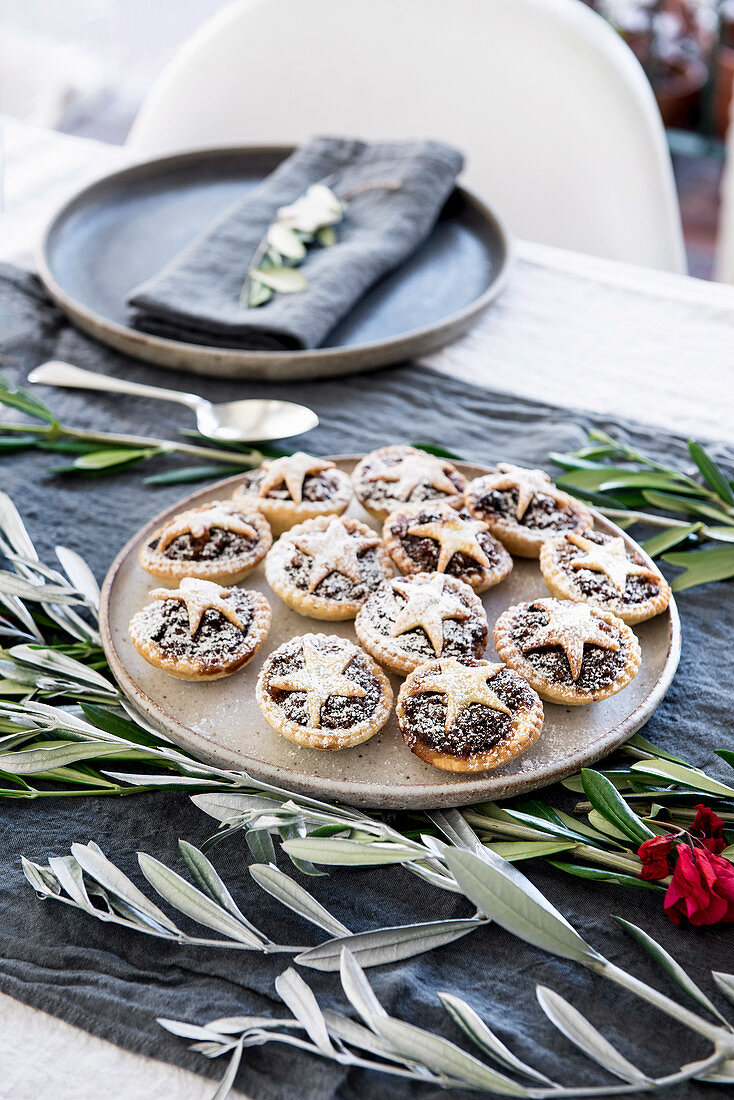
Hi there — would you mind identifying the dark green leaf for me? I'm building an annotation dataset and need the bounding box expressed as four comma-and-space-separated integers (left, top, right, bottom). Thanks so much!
662, 544, 734, 592
716, 749, 734, 771
547, 862, 661, 891
556, 468, 695, 494
80, 704, 165, 748
688, 441, 734, 505
641, 523, 702, 558
580, 770, 654, 844
410, 442, 463, 460
143, 464, 241, 486
642, 490, 731, 524
624, 733, 687, 764
0, 435, 38, 452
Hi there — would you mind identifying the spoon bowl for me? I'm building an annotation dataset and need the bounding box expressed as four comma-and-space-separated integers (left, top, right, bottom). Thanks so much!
195, 397, 318, 442
28, 361, 319, 443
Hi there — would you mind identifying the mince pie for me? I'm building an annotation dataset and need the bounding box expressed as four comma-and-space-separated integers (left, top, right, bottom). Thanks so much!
465, 463, 594, 558
352, 444, 466, 520
256, 633, 393, 750
383, 499, 512, 593
396, 657, 543, 773
129, 577, 271, 681
265, 515, 393, 621
493, 597, 641, 705
232, 452, 352, 534
139, 499, 272, 585
355, 573, 488, 676
539, 529, 671, 624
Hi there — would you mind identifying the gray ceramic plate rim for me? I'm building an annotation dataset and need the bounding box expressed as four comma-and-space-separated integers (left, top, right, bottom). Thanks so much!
99, 457, 681, 808
37, 145, 515, 381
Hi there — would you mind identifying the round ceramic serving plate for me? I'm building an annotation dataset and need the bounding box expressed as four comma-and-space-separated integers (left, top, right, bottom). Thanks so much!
39, 146, 512, 382
100, 458, 680, 809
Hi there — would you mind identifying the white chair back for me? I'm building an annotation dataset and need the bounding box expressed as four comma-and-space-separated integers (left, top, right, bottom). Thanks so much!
128, 0, 685, 272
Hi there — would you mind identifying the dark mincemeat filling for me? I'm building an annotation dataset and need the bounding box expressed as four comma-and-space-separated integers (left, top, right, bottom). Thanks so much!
557, 533, 659, 605
239, 469, 341, 502
471, 487, 583, 532
403, 667, 533, 758
268, 644, 381, 728
357, 453, 464, 506
150, 527, 257, 562
144, 594, 253, 670
284, 546, 385, 601
389, 508, 502, 579
365, 587, 487, 660
511, 605, 625, 691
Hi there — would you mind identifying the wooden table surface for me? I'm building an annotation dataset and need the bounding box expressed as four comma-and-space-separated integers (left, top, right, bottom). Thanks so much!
0, 114, 732, 1100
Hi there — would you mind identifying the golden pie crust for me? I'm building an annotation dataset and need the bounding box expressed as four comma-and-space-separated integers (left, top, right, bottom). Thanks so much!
256, 633, 393, 750
355, 573, 488, 676
138, 499, 272, 585
539, 529, 671, 624
493, 597, 641, 705
464, 464, 594, 558
382, 499, 512, 593
129, 578, 271, 681
264, 514, 393, 621
396, 657, 543, 773
352, 444, 466, 520
232, 452, 352, 535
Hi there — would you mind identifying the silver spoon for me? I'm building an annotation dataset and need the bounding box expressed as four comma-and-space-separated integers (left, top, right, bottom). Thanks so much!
27, 361, 319, 443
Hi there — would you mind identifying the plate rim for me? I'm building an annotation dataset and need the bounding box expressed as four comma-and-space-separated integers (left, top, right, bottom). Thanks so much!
37, 144, 515, 380
99, 457, 681, 809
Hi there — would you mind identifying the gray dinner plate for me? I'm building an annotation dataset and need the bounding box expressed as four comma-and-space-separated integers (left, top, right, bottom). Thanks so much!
100, 457, 681, 810
38, 146, 513, 381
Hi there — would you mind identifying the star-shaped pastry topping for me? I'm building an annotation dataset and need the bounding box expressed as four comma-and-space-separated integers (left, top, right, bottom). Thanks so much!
157, 503, 258, 553
390, 575, 469, 655
417, 659, 511, 730
568, 533, 651, 594
368, 452, 457, 500
292, 517, 380, 593
150, 577, 244, 635
269, 638, 366, 726
491, 463, 566, 520
407, 514, 491, 572
521, 600, 619, 680
258, 452, 334, 503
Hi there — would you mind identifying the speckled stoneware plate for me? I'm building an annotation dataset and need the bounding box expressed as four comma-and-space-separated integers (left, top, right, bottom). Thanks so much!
38, 146, 512, 381
100, 458, 680, 809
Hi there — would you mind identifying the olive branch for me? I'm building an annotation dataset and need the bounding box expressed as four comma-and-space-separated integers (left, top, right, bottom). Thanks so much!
3, 489, 734, 1093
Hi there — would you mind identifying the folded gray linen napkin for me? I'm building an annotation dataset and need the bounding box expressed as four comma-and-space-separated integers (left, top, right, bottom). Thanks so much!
126, 137, 464, 351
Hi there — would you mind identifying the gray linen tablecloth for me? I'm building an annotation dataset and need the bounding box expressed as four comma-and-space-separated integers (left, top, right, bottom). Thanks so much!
1, 264, 732, 1099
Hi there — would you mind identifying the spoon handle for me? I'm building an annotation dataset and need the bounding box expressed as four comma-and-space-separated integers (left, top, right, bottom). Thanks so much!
28, 361, 203, 411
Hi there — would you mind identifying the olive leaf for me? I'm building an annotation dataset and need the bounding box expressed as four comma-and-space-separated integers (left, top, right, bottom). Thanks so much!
438, 992, 556, 1085
296, 917, 486, 972
241, 183, 344, 307
580, 770, 654, 845
249, 863, 350, 938
443, 848, 598, 964
688, 441, 734, 505
536, 986, 649, 1083
614, 918, 730, 1026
